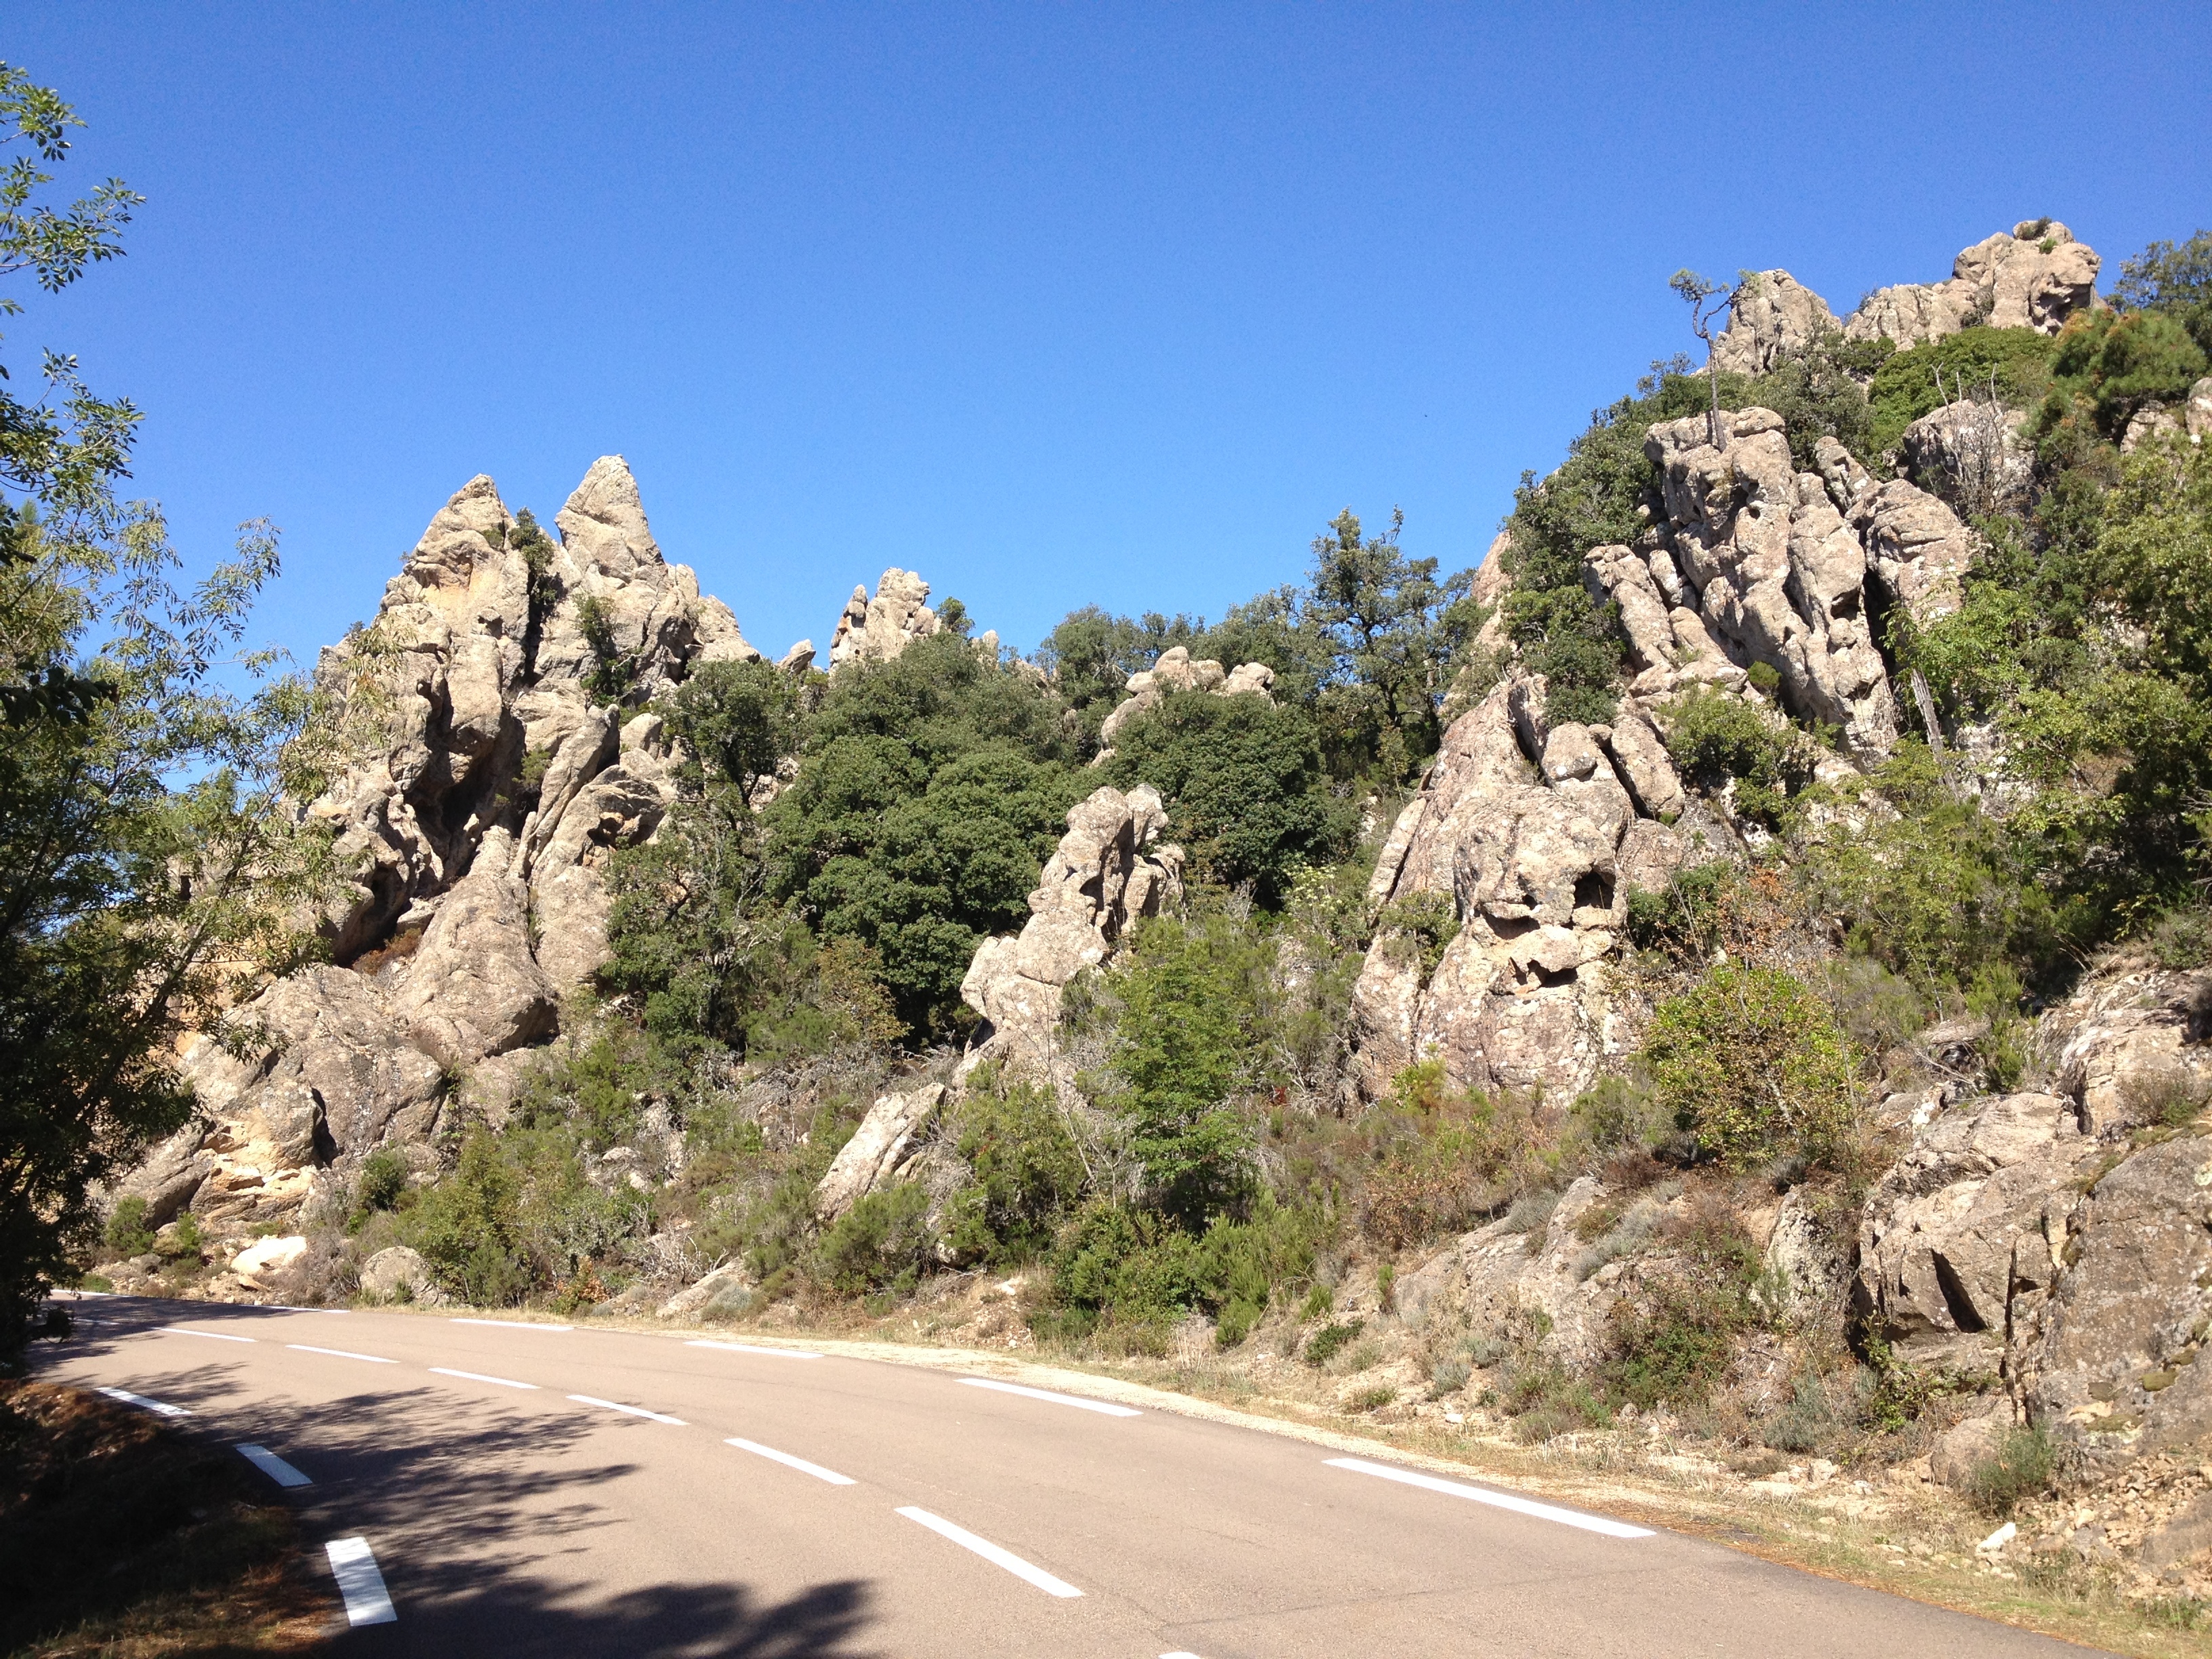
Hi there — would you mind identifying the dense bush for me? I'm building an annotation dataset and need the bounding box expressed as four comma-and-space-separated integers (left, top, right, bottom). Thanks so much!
1864, 326, 2057, 456
2114, 228, 2212, 358
1105, 693, 1354, 903
940, 1074, 1087, 1266
2035, 309, 2209, 445
1643, 964, 1858, 1170
1661, 688, 1813, 829
817, 1185, 936, 1294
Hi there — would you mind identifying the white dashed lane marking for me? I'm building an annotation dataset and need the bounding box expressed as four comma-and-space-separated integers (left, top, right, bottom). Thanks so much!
724, 1437, 855, 1485
428, 1367, 538, 1390
325, 1536, 398, 1626
569, 1393, 685, 1425
450, 1317, 571, 1331
236, 1443, 312, 1488
96, 1385, 190, 1418
287, 1343, 395, 1364
1324, 1457, 1656, 1538
895, 1507, 1083, 1598
687, 1340, 821, 1359
958, 1377, 1141, 1417
157, 1325, 253, 1343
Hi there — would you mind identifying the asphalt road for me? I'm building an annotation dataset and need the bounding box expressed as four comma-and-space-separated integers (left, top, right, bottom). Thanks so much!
36, 1294, 2076, 1657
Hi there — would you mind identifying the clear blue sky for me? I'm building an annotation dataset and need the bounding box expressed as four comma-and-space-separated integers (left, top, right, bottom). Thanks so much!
10, 4, 2209, 665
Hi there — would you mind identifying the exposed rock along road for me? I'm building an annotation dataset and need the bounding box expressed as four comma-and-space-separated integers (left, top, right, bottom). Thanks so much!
41, 1296, 2070, 1657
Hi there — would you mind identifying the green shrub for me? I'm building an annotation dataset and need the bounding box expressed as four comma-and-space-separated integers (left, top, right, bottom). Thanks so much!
1431, 1355, 1471, 1395
1504, 1361, 1612, 1441
1303, 1319, 1364, 1367
573, 592, 639, 705
2114, 230, 2212, 359
941, 1075, 1086, 1266
1865, 326, 2057, 455
1601, 1277, 1746, 1410
2036, 309, 2209, 443
1964, 1425, 2059, 1517
1643, 964, 1858, 1170
1661, 688, 1810, 829
356, 1149, 408, 1215
154, 1212, 204, 1263
103, 1196, 154, 1258
1349, 1383, 1396, 1412
2146, 907, 2212, 970
817, 1184, 936, 1294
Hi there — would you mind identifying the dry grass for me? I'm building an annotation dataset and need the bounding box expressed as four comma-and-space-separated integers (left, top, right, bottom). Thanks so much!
0, 1380, 330, 1658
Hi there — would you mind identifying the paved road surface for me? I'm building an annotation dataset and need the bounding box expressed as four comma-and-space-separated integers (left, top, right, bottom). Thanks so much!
36, 1294, 2076, 1656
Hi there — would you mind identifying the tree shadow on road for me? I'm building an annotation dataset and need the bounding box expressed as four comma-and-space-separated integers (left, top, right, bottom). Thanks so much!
34, 1295, 887, 1657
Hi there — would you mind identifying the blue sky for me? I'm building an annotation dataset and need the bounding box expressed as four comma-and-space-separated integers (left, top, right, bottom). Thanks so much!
9, 3, 2209, 665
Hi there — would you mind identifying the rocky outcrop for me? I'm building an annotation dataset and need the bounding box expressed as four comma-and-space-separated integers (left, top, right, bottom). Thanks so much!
1351, 676, 1721, 1101
112, 459, 760, 1246
1095, 647, 1277, 749
814, 1084, 947, 1221
1642, 407, 1905, 756
1843, 221, 2100, 348
1851, 959, 2212, 1475
958, 785, 1184, 1083
1398, 1176, 1624, 1368
1711, 270, 1840, 377
829, 569, 941, 668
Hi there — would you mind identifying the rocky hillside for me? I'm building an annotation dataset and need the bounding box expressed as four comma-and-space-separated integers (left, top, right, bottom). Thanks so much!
86, 215, 2212, 1614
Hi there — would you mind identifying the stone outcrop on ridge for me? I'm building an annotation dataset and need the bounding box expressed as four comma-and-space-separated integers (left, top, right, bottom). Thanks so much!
1706, 222, 2101, 375
830, 568, 941, 667
112, 458, 754, 1242
1843, 220, 2100, 347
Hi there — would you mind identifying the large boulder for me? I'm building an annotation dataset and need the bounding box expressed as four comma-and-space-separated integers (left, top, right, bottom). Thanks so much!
1642, 407, 1900, 758
814, 1084, 946, 1221
1350, 678, 1723, 1101
1095, 646, 1275, 749
1902, 399, 2034, 516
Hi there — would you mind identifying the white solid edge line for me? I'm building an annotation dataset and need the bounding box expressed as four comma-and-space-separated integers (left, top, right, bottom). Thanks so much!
958, 1377, 1141, 1417
428, 1366, 538, 1390
262, 1304, 348, 1313
895, 1507, 1082, 1598
1324, 1457, 1656, 1538
235, 1443, 312, 1488
569, 1393, 686, 1425
325, 1536, 398, 1626
686, 1340, 823, 1359
288, 1343, 396, 1364
96, 1385, 190, 1418
449, 1317, 571, 1330
724, 1437, 857, 1485
157, 1324, 254, 1343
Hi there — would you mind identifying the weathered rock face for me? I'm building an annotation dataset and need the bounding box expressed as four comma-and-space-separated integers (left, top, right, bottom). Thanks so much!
115, 460, 758, 1242
1843, 220, 2101, 347
1397, 1176, 1623, 1369
1851, 960, 2212, 1475
1094, 646, 1277, 749
958, 784, 1184, 1083
1711, 270, 1840, 377
1641, 407, 1903, 756
1633, 405, 1983, 757
829, 568, 940, 668
1351, 676, 1721, 1101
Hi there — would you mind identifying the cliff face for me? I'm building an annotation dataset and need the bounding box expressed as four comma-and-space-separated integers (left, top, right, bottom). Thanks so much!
119, 457, 755, 1238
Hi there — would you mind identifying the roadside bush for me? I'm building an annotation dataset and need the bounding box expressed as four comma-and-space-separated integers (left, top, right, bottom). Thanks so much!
356, 1149, 408, 1215
154, 1212, 204, 1264
103, 1196, 154, 1258
1503, 1361, 1612, 1442
940, 1074, 1087, 1266
404, 1125, 651, 1307
817, 1185, 937, 1294
1303, 1319, 1364, 1368
1643, 964, 1858, 1170
2146, 906, 2212, 970
1965, 1426, 2060, 1517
